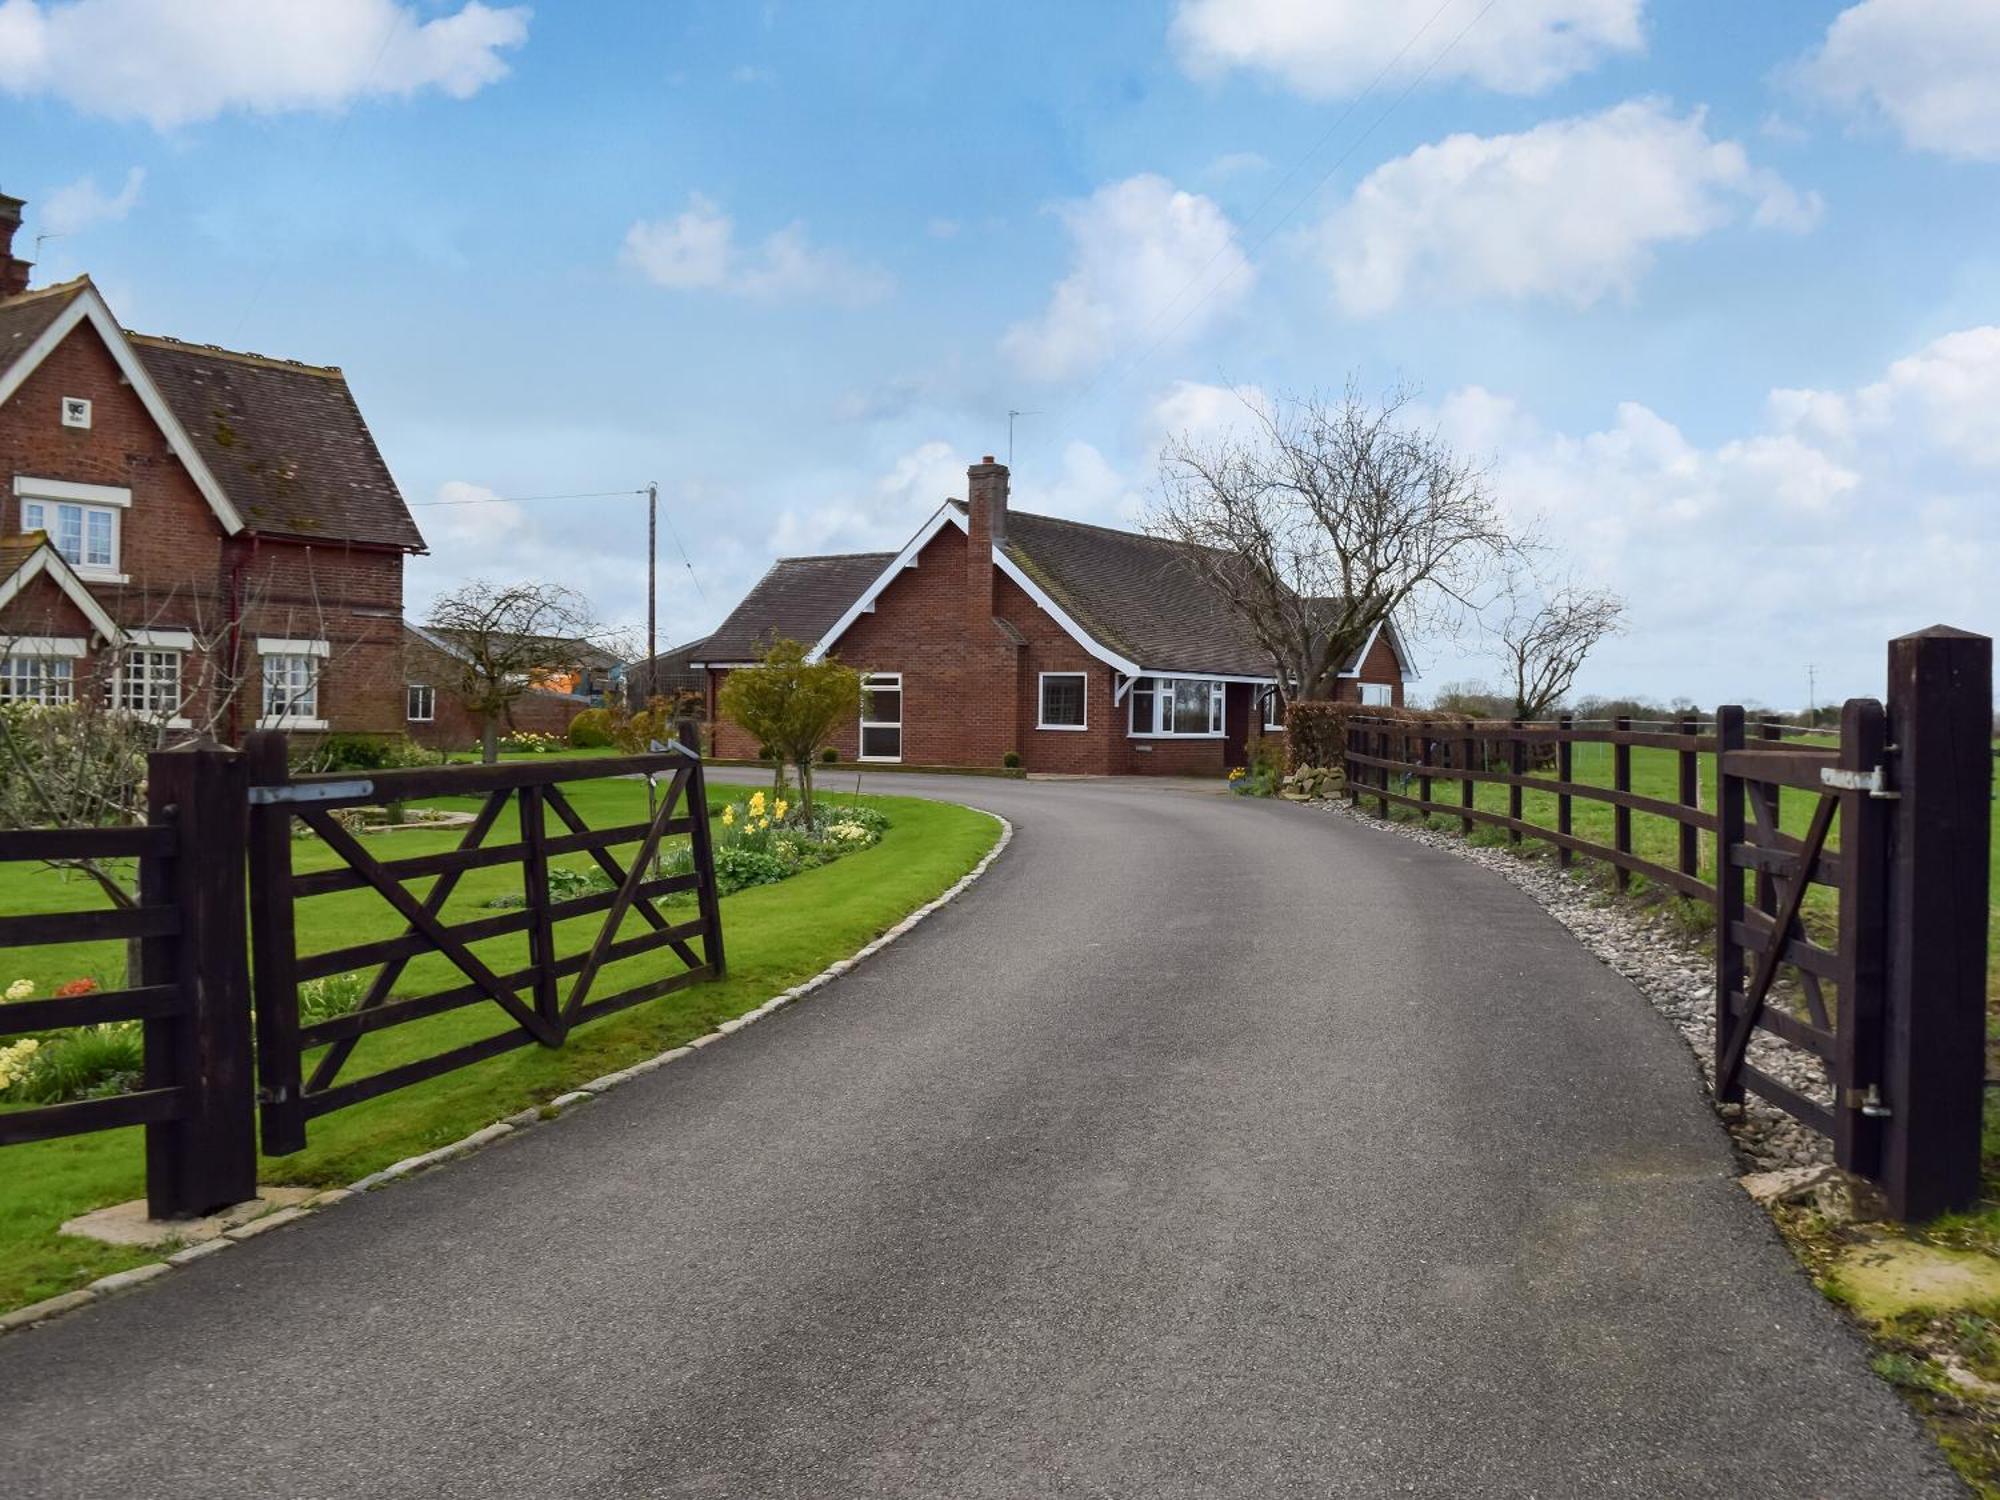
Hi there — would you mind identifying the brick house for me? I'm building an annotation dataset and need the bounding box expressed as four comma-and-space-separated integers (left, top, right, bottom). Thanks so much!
0, 195, 425, 741
401, 621, 604, 751
697, 457, 1410, 775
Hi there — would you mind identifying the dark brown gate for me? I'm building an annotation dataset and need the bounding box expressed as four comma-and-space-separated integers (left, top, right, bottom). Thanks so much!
243, 733, 725, 1156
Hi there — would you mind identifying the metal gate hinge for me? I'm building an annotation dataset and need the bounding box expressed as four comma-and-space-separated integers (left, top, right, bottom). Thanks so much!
248, 779, 374, 806
1842, 1084, 1892, 1118
1819, 766, 1898, 799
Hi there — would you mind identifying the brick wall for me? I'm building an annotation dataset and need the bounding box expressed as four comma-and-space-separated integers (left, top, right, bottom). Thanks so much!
2, 317, 409, 739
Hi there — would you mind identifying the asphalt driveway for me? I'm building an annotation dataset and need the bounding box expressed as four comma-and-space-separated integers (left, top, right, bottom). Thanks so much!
0, 772, 1961, 1497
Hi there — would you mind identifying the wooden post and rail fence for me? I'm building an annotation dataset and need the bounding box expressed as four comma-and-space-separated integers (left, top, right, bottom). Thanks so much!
0, 738, 724, 1221
1337, 625, 1992, 1220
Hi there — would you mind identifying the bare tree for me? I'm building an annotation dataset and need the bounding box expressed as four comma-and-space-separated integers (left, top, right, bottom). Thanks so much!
425, 580, 627, 764
1149, 384, 1517, 703
1490, 573, 1627, 721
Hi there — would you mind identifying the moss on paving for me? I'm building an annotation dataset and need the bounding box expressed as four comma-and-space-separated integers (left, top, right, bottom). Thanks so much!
0, 782, 998, 1313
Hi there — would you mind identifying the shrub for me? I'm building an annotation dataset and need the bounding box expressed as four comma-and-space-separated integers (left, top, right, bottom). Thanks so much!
299, 971, 370, 1024
313, 734, 430, 772
821, 746, 839, 764
714, 844, 788, 894
568, 707, 616, 748
1284, 701, 1473, 772
13, 1023, 144, 1103
1002, 750, 1022, 769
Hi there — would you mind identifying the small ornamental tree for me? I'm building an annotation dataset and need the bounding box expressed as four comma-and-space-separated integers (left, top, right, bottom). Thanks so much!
717, 638, 861, 817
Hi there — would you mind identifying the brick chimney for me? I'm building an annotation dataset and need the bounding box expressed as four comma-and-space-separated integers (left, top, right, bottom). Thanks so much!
0, 194, 30, 299
966, 455, 1008, 629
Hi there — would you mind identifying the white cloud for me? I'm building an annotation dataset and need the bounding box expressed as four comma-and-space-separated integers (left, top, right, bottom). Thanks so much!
1171, 0, 1644, 99
1801, 0, 2000, 161
1146, 378, 1272, 452
1013, 440, 1145, 529
1002, 174, 1252, 383
622, 194, 893, 306
770, 441, 962, 556
1806, 326, 2000, 469
1417, 328, 2000, 702
0, 0, 528, 129
40, 166, 143, 236
1322, 99, 1820, 316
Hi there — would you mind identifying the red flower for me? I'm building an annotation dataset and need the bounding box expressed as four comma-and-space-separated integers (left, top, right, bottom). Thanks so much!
53, 977, 100, 998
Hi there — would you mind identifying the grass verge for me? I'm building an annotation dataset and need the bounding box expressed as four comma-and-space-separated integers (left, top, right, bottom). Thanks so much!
0, 783, 999, 1314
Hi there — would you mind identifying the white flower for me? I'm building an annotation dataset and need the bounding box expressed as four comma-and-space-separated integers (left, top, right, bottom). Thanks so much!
4, 979, 32, 1002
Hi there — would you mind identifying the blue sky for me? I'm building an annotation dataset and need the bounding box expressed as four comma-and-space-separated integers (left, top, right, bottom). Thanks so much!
5, 0, 1998, 708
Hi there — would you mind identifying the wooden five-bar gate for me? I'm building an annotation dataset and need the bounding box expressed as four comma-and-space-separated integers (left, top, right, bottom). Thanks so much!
1340, 626, 1991, 1220
0, 735, 724, 1219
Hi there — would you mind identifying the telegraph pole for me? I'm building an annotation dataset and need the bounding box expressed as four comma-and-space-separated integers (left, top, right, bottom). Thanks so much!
647, 482, 658, 688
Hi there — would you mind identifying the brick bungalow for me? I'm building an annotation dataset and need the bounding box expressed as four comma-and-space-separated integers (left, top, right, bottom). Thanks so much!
401, 620, 607, 752
0, 193, 425, 740
697, 457, 1410, 775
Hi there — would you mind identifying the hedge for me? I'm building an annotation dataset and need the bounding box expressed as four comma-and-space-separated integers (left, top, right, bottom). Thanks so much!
1283, 701, 1475, 772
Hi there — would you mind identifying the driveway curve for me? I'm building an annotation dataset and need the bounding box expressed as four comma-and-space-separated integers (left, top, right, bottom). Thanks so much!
0, 773, 1959, 1498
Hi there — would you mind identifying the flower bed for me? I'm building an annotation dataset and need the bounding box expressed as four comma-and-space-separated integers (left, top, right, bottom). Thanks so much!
0, 977, 141, 1105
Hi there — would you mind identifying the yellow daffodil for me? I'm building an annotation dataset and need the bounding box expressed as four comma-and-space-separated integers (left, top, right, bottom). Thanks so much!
749, 791, 766, 815
773, 799, 788, 821
721, 805, 736, 826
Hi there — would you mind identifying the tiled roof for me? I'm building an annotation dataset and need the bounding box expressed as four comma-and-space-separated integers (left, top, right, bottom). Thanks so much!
0, 529, 49, 580
695, 552, 895, 663
129, 334, 425, 551
626, 636, 711, 701
0, 279, 85, 371
999, 509, 1278, 677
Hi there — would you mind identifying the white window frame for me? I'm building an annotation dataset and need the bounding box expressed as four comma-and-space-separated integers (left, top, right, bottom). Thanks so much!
109, 646, 188, 726
1036, 671, 1088, 731
1358, 682, 1393, 707
407, 683, 435, 722
0, 639, 81, 705
1261, 686, 1287, 732
15, 477, 130, 583
257, 638, 329, 730
859, 671, 903, 763
1127, 675, 1226, 739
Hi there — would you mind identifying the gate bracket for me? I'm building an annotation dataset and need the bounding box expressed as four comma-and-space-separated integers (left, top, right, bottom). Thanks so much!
1843, 1084, 1893, 1119
1820, 765, 1899, 799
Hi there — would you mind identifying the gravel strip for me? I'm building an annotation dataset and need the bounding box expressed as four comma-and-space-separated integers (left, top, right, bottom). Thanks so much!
1319, 797, 1834, 1174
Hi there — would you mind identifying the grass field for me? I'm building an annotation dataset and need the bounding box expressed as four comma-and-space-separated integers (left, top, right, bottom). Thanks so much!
0, 777, 999, 1312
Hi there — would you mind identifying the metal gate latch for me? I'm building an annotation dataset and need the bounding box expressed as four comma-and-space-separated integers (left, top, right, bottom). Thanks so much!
1819, 766, 1898, 799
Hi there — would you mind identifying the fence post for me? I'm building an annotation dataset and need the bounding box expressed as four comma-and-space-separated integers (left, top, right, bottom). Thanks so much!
1508, 719, 1524, 845
1460, 731, 1475, 834
143, 742, 257, 1219
1419, 731, 1433, 812
1754, 718, 1783, 916
1713, 706, 1746, 1103
243, 732, 306, 1157
1613, 716, 1633, 893
1376, 726, 1390, 818
1557, 714, 1574, 869
1880, 627, 1991, 1218
684, 752, 727, 978
1677, 713, 1700, 882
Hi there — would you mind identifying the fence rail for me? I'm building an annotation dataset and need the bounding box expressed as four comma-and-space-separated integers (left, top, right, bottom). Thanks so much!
0, 736, 725, 1218
1336, 626, 1991, 1220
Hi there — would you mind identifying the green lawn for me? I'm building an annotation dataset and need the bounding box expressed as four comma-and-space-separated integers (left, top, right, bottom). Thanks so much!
0, 778, 998, 1312
1365, 740, 1999, 1002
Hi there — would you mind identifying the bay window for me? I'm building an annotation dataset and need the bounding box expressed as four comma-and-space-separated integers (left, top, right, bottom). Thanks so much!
0, 653, 75, 705
1127, 676, 1224, 737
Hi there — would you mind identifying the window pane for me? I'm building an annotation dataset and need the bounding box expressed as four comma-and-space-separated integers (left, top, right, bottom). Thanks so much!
85, 509, 113, 567
264, 654, 318, 718
22, 501, 44, 533
1040, 674, 1084, 726
860, 724, 901, 759
1169, 680, 1214, 734
56, 505, 83, 563
1129, 680, 1154, 733
1359, 683, 1392, 707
